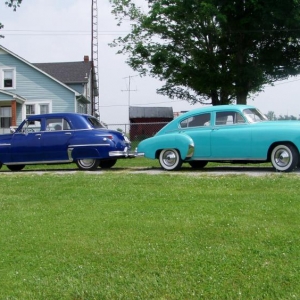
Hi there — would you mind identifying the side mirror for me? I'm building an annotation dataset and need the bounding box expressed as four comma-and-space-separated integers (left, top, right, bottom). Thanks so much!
10, 127, 16, 134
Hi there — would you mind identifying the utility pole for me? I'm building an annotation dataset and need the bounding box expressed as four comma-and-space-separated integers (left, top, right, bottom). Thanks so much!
122, 75, 138, 107
122, 75, 138, 123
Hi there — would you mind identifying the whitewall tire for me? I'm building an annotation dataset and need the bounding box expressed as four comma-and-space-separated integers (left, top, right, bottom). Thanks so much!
76, 159, 99, 171
270, 144, 298, 172
159, 149, 182, 171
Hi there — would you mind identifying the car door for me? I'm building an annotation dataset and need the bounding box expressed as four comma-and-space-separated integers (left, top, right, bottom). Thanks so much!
41, 117, 73, 161
211, 111, 252, 159
10, 119, 43, 162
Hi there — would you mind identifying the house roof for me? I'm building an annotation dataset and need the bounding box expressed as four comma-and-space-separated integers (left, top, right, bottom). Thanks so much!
129, 106, 174, 119
0, 44, 80, 96
0, 90, 26, 103
33, 61, 93, 84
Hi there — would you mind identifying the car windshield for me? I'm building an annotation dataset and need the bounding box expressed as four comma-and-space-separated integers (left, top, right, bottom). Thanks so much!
243, 108, 268, 123
86, 116, 106, 128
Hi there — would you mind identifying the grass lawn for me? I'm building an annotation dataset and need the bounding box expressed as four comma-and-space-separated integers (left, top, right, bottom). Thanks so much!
1, 161, 300, 299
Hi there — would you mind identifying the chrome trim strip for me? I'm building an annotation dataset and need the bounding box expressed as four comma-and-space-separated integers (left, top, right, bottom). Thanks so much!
186, 143, 194, 158
0, 143, 11, 146
68, 144, 110, 147
208, 157, 266, 161
5, 159, 71, 165
135, 152, 145, 157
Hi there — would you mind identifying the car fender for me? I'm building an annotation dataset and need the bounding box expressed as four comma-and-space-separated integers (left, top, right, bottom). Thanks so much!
70, 146, 101, 160
137, 133, 194, 160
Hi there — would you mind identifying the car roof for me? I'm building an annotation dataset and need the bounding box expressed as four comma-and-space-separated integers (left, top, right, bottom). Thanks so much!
26, 112, 93, 120
180, 104, 256, 116
155, 105, 258, 135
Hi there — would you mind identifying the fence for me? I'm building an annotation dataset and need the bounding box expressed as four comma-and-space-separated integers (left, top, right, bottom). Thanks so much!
106, 122, 169, 142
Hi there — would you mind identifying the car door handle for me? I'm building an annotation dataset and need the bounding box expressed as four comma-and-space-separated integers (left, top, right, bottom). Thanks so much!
65, 132, 72, 135
35, 133, 41, 137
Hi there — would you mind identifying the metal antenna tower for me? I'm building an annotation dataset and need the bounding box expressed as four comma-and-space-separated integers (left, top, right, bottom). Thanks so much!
91, 0, 99, 117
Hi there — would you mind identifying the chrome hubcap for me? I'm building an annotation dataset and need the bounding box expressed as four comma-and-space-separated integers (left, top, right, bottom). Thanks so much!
162, 150, 177, 167
274, 149, 290, 167
80, 159, 95, 168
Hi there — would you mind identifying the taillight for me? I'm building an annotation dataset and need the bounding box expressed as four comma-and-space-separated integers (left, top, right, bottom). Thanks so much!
102, 135, 113, 141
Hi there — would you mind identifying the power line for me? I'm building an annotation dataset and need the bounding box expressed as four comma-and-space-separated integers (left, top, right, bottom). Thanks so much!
99, 99, 186, 108
1, 30, 129, 32
0, 30, 129, 36
99, 77, 300, 108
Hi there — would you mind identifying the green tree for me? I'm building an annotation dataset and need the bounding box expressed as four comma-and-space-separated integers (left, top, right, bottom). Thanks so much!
110, 0, 300, 105
5, 0, 22, 10
278, 114, 298, 120
1, 0, 22, 38
266, 111, 277, 121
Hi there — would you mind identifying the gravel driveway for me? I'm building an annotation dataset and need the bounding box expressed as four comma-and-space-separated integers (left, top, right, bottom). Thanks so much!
1, 166, 300, 176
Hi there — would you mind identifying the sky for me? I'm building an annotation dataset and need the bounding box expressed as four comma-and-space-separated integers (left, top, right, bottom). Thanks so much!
1, 0, 300, 124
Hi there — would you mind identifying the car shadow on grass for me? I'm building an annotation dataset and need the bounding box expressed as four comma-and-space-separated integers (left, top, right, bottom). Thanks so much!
112, 165, 300, 175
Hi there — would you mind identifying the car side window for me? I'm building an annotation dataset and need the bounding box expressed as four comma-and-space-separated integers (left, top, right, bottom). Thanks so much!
180, 113, 211, 128
46, 118, 71, 131
19, 120, 42, 133
215, 111, 245, 125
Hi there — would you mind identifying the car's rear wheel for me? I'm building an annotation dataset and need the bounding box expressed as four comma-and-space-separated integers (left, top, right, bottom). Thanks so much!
270, 144, 298, 172
99, 159, 117, 169
189, 161, 208, 169
76, 159, 99, 171
7, 164, 25, 171
159, 149, 182, 171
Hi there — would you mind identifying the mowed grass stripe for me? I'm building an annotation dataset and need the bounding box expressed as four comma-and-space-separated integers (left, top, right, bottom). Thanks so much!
0, 173, 299, 299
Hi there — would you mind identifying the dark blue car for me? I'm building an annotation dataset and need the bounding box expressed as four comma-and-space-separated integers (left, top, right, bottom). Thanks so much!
0, 113, 134, 171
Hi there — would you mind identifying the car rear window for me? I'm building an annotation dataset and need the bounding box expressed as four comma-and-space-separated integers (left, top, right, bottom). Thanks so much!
86, 116, 105, 128
180, 113, 211, 128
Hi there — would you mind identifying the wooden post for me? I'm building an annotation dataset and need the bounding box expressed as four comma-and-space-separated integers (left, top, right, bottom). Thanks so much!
11, 99, 17, 126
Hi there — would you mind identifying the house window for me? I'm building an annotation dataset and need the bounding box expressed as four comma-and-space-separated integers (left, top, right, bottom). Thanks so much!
25, 102, 51, 119
26, 104, 35, 118
0, 107, 12, 128
1, 68, 16, 89
40, 104, 49, 114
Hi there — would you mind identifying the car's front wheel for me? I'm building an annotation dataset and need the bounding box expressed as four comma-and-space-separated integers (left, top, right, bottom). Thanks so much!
99, 159, 117, 169
7, 164, 25, 171
189, 161, 208, 169
270, 144, 298, 172
76, 159, 99, 171
159, 149, 182, 171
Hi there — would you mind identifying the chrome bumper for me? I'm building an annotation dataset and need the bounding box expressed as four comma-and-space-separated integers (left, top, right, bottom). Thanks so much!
109, 147, 136, 158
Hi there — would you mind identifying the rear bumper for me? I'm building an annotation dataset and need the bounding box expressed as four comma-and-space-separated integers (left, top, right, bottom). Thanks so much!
109, 147, 136, 158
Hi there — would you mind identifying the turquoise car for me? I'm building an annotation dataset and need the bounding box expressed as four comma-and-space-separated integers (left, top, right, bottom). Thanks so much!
136, 105, 300, 172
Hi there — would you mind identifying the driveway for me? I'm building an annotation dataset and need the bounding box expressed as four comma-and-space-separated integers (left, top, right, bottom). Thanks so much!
1, 166, 300, 176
